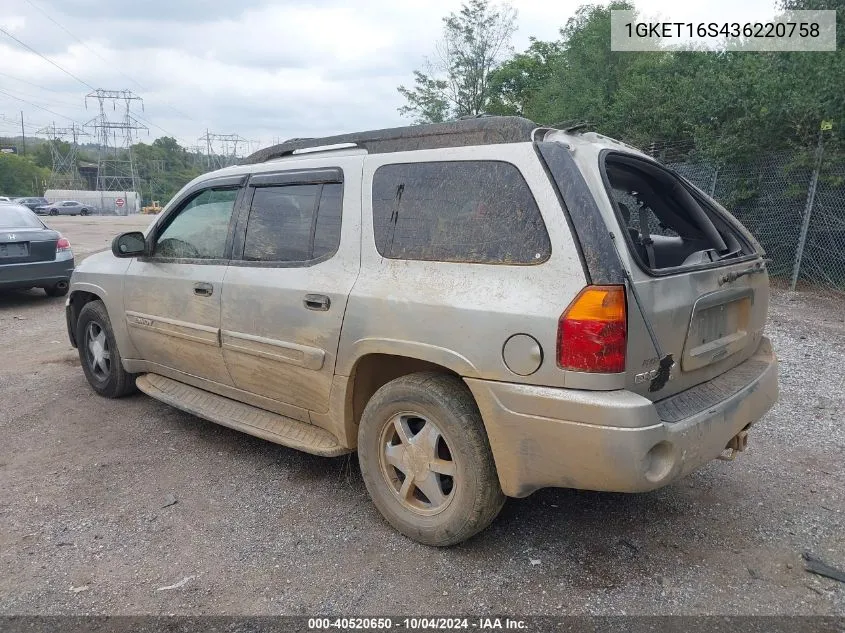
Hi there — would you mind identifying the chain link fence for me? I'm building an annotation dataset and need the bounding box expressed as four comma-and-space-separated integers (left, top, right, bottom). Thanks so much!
665, 147, 845, 296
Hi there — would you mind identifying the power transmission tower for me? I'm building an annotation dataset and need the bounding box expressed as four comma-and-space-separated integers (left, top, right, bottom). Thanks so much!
36, 122, 89, 189
197, 131, 249, 169
83, 89, 148, 191
146, 158, 166, 203
215, 133, 249, 166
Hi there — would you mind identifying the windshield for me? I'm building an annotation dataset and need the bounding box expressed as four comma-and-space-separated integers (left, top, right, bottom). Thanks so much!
0, 205, 44, 229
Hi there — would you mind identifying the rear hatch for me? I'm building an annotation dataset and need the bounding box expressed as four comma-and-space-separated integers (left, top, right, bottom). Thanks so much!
600, 151, 769, 401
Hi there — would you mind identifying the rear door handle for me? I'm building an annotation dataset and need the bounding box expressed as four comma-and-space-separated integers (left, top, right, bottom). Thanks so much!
304, 293, 330, 311
194, 282, 214, 297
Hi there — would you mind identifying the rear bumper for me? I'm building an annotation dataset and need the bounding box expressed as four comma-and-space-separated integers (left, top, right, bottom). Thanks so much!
0, 257, 74, 290
465, 337, 778, 497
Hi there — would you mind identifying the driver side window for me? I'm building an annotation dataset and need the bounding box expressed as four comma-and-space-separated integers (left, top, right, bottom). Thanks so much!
153, 188, 238, 259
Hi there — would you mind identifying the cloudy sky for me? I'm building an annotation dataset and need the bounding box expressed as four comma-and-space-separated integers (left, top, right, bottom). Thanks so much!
0, 0, 777, 154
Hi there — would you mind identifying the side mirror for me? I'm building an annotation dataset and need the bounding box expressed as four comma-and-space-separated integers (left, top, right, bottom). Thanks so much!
112, 231, 147, 258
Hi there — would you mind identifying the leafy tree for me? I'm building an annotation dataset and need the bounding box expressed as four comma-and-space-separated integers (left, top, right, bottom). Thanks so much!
398, 0, 517, 122
0, 153, 50, 196
486, 39, 563, 116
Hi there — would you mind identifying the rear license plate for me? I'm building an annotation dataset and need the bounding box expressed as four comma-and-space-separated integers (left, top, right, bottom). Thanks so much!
0, 242, 29, 258
683, 296, 751, 371
694, 298, 749, 346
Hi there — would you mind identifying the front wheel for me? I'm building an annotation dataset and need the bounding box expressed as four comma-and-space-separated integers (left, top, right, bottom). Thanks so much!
80, 208, 89, 216
49, 209, 58, 216
76, 300, 138, 398
358, 372, 505, 546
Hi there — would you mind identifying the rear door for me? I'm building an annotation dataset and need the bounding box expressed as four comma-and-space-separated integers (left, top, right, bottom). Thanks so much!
600, 151, 769, 400
219, 158, 362, 414
122, 176, 244, 385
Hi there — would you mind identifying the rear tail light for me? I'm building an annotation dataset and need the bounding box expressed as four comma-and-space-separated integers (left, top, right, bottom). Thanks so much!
557, 285, 627, 373
56, 237, 71, 252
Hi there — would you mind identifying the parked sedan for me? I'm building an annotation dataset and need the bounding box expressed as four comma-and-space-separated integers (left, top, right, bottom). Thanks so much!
36, 200, 92, 216
0, 203, 74, 296
14, 196, 49, 212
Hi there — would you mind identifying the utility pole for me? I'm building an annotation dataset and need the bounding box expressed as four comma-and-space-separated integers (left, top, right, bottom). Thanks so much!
20, 110, 25, 155
790, 125, 827, 291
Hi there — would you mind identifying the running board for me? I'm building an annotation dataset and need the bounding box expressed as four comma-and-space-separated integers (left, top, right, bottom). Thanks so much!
135, 373, 349, 457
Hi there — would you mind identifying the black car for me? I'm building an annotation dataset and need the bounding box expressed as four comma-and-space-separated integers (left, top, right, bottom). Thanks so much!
13, 197, 49, 212
0, 203, 74, 297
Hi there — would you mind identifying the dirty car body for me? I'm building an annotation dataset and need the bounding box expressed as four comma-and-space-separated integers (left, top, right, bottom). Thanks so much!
65, 117, 777, 545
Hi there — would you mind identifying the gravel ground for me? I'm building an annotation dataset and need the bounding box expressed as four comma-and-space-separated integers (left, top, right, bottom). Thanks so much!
0, 217, 843, 615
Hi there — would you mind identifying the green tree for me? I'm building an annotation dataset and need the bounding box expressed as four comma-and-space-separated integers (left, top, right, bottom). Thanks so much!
0, 153, 50, 196
398, 0, 517, 122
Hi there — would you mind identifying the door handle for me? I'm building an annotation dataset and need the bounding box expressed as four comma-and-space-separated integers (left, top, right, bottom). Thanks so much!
193, 282, 214, 297
304, 293, 330, 311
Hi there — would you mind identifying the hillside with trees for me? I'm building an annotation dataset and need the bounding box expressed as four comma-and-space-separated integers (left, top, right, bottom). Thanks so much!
398, 0, 845, 162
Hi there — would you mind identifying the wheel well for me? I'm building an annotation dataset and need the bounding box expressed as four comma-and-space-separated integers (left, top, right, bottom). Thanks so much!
349, 354, 459, 428
67, 291, 101, 347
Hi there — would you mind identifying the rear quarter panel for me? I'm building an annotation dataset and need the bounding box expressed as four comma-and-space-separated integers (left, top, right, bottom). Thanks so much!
337, 143, 586, 387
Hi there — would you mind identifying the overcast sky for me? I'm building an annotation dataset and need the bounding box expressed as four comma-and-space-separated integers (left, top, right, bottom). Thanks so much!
0, 0, 778, 154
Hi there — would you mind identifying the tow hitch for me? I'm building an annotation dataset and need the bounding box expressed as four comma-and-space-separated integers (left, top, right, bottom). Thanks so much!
718, 430, 749, 461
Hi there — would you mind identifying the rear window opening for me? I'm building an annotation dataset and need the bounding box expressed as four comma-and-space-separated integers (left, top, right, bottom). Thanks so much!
603, 153, 753, 273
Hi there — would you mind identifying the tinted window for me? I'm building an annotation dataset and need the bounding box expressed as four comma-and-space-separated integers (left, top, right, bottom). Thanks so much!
154, 188, 238, 259
242, 183, 342, 263
0, 205, 42, 229
372, 161, 550, 264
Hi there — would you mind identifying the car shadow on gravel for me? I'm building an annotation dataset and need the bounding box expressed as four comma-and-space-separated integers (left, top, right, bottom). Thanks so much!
0, 288, 61, 308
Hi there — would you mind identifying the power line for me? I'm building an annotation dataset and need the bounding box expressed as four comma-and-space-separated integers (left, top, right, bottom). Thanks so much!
0, 29, 189, 145
23, 0, 147, 91
0, 85, 87, 112
21, 0, 196, 123
0, 26, 95, 90
0, 88, 83, 125
0, 69, 75, 96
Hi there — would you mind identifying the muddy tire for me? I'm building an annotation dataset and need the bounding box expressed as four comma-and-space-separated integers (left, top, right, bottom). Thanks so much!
358, 372, 505, 546
76, 300, 138, 398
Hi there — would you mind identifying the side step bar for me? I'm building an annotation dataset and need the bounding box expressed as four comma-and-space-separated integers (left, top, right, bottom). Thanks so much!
136, 374, 350, 457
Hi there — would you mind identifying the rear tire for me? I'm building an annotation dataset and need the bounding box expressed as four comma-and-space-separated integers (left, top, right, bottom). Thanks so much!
358, 372, 505, 546
76, 300, 138, 398
49, 209, 58, 216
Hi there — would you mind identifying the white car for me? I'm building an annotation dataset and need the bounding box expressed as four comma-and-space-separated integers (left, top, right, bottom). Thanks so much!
0, 196, 12, 202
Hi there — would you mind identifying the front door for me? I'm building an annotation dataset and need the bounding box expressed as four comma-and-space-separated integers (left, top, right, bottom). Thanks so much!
220, 162, 361, 413
123, 179, 243, 386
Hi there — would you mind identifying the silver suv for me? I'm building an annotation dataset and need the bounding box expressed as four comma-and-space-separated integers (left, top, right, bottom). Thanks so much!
66, 117, 777, 546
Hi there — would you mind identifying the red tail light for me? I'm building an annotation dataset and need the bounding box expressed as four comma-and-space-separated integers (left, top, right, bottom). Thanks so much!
557, 285, 627, 373
56, 237, 71, 252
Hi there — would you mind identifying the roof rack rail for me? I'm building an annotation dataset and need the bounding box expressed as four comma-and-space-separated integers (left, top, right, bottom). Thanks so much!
244, 116, 539, 164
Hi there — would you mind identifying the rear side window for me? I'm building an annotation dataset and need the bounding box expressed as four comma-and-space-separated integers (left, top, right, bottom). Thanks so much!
242, 183, 342, 263
372, 161, 550, 264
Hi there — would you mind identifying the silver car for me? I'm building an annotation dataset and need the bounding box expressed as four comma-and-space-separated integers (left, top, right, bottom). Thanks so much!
65, 117, 777, 546
37, 200, 91, 216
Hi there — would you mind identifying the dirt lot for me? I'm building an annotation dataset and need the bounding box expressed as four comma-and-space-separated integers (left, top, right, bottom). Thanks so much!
0, 216, 843, 615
